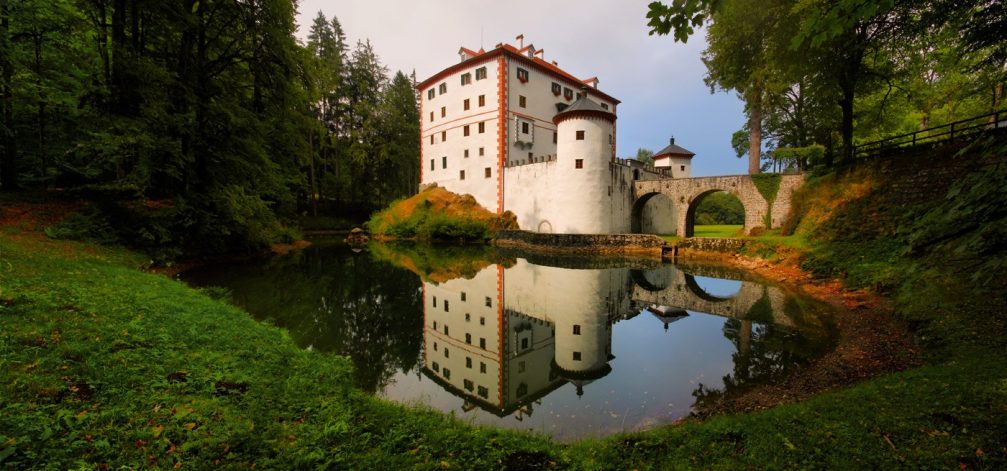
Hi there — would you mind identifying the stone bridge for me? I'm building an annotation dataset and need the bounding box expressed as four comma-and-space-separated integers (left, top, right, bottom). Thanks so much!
629, 266, 795, 328
632, 174, 805, 236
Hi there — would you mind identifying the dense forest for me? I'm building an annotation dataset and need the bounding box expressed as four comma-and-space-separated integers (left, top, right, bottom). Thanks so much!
648, 0, 1006, 173
0, 2, 418, 258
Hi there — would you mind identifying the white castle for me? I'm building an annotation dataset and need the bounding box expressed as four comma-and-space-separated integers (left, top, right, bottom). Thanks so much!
418, 38, 695, 235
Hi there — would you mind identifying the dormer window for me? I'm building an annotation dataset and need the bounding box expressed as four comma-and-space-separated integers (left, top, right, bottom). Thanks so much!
517, 67, 529, 83
551, 82, 561, 96
439, 83, 447, 95
461, 73, 472, 85
563, 87, 573, 101
475, 67, 487, 80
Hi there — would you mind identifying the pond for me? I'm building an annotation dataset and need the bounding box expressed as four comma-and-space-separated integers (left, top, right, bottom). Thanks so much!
182, 239, 837, 441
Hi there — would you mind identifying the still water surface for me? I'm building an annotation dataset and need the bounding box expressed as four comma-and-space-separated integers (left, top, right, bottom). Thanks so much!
183, 239, 836, 441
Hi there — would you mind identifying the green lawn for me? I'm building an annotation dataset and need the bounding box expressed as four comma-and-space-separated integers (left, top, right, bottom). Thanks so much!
693, 224, 744, 237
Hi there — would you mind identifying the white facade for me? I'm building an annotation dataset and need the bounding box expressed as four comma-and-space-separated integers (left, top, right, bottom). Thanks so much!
418, 41, 683, 235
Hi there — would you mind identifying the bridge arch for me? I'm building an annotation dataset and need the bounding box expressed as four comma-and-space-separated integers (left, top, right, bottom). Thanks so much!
630, 192, 677, 234
683, 189, 748, 237
684, 274, 742, 301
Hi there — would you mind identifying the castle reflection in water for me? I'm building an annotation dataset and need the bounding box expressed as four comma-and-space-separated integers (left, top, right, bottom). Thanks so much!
420, 258, 807, 420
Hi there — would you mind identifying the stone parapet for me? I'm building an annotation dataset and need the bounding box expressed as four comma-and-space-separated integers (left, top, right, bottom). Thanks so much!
493, 230, 665, 255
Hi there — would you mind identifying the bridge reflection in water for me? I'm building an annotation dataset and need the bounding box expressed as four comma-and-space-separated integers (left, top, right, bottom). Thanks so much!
419, 260, 829, 426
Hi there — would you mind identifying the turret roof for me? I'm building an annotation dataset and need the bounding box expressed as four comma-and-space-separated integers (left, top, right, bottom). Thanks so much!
553, 91, 616, 124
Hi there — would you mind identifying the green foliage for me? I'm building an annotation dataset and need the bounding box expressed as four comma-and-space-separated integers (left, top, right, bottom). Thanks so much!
772, 145, 825, 169
695, 192, 744, 225
634, 148, 655, 166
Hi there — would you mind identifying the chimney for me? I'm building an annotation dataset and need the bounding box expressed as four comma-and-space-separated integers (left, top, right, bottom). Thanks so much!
670, 137, 675, 145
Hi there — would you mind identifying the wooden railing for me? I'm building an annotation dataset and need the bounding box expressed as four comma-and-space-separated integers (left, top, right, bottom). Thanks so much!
854, 109, 1007, 159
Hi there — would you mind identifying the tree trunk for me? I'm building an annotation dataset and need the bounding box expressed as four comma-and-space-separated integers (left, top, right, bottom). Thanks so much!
0, 0, 16, 190
840, 80, 855, 165
748, 84, 762, 174
309, 130, 318, 217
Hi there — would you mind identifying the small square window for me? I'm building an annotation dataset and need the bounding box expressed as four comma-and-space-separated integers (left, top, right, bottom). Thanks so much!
478, 95, 485, 106
573, 352, 582, 361
479, 147, 485, 156
478, 122, 485, 133
575, 159, 584, 169
464, 379, 474, 391
516, 67, 529, 82
463, 125, 470, 136
465, 313, 470, 321
439, 83, 447, 94
427, 89, 435, 100
484, 167, 491, 178
463, 98, 470, 110
576, 130, 585, 140
485, 296, 492, 307
681, 165, 686, 171
521, 122, 530, 134
479, 316, 485, 325
441, 106, 446, 118
461, 73, 472, 85
459, 170, 465, 180
475, 67, 487, 80
477, 385, 488, 398
551, 82, 561, 95
563, 87, 573, 100
573, 325, 581, 335
519, 95, 526, 108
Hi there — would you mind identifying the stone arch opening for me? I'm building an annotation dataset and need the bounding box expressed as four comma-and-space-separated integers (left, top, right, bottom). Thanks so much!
684, 274, 742, 302
684, 189, 747, 237
537, 220, 553, 233
630, 267, 672, 292
631, 192, 677, 234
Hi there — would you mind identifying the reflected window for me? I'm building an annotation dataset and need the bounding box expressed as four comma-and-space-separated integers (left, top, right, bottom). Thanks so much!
477, 386, 488, 398
517, 383, 528, 398
444, 368, 451, 379
466, 357, 472, 368
432, 361, 439, 372
480, 362, 486, 373
444, 348, 449, 358
485, 297, 492, 307
479, 338, 486, 349
433, 321, 437, 330
573, 352, 581, 361
461, 292, 466, 301
465, 313, 471, 322
444, 325, 449, 335
521, 338, 529, 350
479, 317, 485, 325
518, 361, 525, 373
444, 300, 449, 312
433, 296, 437, 308
464, 379, 474, 391
433, 342, 438, 351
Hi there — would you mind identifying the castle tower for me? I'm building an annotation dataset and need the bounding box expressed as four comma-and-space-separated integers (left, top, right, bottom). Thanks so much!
551, 89, 618, 234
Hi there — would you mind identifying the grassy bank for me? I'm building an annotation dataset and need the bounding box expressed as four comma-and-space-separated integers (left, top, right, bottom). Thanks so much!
367, 186, 517, 241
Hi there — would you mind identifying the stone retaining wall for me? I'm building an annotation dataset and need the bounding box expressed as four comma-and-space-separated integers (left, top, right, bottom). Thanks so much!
493, 230, 665, 255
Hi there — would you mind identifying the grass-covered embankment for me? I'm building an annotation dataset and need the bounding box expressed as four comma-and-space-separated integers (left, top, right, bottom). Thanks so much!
0, 234, 558, 469
367, 186, 517, 241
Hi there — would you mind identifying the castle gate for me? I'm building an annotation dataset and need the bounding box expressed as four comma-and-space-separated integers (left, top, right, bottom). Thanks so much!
632, 174, 805, 236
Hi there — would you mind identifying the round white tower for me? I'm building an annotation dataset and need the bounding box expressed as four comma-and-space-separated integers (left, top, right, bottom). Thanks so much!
550, 89, 617, 234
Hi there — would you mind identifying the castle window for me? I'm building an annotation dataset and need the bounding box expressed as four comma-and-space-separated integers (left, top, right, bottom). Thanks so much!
464, 379, 473, 391
479, 338, 486, 349
519, 95, 526, 108
459, 170, 465, 180
479, 147, 485, 156
564, 87, 573, 100
518, 361, 526, 373
516, 67, 529, 83
461, 73, 472, 85
484, 167, 491, 178
439, 83, 447, 94
441, 131, 446, 142
433, 341, 438, 351
442, 156, 447, 169
432, 361, 439, 372
461, 292, 467, 301
429, 111, 434, 122
441, 106, 446, 118
681, 165, 685, 171
478, 122, 485, 133
573, 352, 581, 361
480, 362, 486, 373
463, 98, 470, 111
576, 130, 585, 140
485, 296, 492, 307
601, 103, 609, 110
427, 89, 435, 100
573, 325, 581, 335
444, 348, 449, 358
465, 333, 471, 344
433, 296, 437, 307
553, 132, 557, 144
475, 67, 487, 80
521, 338, 529, 350
443, 368, 451, 379
517, 383, 528, 398
444, 325, 449, 335
430, 135, 434, 145
465, 312, 470, 321
430, 159, 434, 171
479, 316, 485, 325
463, 125, 470, 136
575, 159, 584, 169
464, 149, 469, 158
521, 122, 530, 134
444, 300, 449, 312
528, 152, 533, 161
551, 82, 561, 95
478, 95, 485, 106
477, 385, 488, 398
466, 357, 472, 368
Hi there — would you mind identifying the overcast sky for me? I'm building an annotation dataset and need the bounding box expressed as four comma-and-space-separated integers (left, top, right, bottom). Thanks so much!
294, 0, 747, 177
